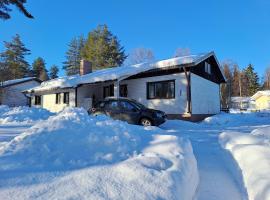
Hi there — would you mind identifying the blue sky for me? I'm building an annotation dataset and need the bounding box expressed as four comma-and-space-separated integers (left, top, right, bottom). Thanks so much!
0, 0, 270, 77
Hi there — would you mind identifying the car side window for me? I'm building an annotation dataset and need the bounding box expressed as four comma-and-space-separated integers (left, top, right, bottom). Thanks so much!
106, 101, 119, 110
119, 101, 137, 111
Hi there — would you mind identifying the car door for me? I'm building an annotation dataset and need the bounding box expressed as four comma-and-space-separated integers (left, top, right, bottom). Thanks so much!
119, 100, 140, 124
104, 100, 121, 120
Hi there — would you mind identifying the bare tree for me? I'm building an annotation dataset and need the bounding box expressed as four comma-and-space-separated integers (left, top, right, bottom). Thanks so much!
173, 48, 191, 57
124, 48, 155, 65
263, 66, 270, 89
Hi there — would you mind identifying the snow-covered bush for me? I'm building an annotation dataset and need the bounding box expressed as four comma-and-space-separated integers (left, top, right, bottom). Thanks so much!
0, 105, 53, 124
219, 127, 270, 200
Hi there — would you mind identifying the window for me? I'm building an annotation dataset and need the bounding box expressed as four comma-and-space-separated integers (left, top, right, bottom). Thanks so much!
34, 95, 41, 105
63, 92, 69, 104
147, 80, 175, 99
103, 84, 114, 98
205, 62, 211, 74
120, 84, 128, 97
119, 101, 137, 111
56, 93, 61, 104
105, 100, 119, 110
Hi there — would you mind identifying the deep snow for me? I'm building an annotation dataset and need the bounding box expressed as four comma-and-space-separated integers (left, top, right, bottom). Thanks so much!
0, 107, 199, 200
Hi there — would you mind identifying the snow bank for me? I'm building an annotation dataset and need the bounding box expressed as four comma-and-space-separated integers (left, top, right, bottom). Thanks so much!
0, 105, 53, 125
0, 108, 199, 200
219, 127, 270, 200
203, 112, 270, 126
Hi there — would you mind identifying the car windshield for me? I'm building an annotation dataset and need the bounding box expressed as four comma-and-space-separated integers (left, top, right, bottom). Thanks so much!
129, 99, 146, 110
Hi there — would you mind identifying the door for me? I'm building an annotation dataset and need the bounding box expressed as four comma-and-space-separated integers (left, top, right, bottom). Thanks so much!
119, 100, 140, 124
104, 100, 121, 120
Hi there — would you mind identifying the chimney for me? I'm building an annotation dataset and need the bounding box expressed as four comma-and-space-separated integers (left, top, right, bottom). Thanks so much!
80, 60, 92, 75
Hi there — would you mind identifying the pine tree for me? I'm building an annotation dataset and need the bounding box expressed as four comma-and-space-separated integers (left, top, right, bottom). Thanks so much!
0, 0, 33, 20
39, 69, 49, 81
31, 57, 48, 81
244, 64, 260, 96
63, 36, 85, 75
81, 24, 127, 70
49, 65, 59, 79
0, 34, 31, 79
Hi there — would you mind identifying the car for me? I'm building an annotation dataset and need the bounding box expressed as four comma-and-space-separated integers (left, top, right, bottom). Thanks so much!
88, 97, 167, 126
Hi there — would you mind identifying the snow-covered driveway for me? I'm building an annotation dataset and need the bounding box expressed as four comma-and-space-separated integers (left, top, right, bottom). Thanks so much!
161, 113, 270, 200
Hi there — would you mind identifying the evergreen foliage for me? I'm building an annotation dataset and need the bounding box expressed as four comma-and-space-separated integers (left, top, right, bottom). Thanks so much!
63, 36, 85, 75
244, 64, 260, 96
0, 0, 33, 20
0, 34, 30, 80
31, 57, 48, 81
81, 24, 127, 70
49, 65, 59, 79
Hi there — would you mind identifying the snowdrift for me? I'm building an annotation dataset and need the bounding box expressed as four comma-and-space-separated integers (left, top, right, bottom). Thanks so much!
0, 105, 53, 124
219, 127, 270, 200
0, 108, 199, 200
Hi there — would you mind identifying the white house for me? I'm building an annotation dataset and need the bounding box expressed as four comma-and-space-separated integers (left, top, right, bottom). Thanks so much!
25, 52, 226, 121
0, 77, 41, 107
230, 96, 251, 110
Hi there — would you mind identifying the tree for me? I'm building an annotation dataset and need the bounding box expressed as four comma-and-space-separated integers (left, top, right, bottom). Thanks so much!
49, 65, 59, 79
63, 36, 85, 75
0, 0, 33, 20
244, 64, 260, 96
231, 64, 241, 96
31, 57, 48, 81
0, 34, 30, 79
262, 66, 270, 90
173, 48, 190, 57
220, 62, 232, 108
124, 48, 155, 65
81, 24, 127, 70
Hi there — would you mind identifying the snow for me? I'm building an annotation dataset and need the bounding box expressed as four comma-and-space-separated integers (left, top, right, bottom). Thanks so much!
219, 126, 270, 200
0, 105, 53, 125
251, 90, 270, 100
0, 77, 37, 87
0, 107, 198, 200
231, 96, 251, 103
27, 52, 214, 92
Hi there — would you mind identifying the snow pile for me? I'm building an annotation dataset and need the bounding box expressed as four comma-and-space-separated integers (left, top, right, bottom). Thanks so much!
0, 105, 53, 124
219, 127, 270, 200
0, 108, 199, 199
203, 112, 270, 126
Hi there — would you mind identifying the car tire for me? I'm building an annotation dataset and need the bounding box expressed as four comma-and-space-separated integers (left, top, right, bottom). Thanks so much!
140, 118, 152, 126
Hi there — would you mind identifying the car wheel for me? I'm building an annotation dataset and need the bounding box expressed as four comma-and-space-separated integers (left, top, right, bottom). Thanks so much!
140, 118, 152, 126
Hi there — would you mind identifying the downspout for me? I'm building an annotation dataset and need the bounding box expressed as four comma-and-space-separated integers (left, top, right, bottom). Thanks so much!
183, 67, 191, 114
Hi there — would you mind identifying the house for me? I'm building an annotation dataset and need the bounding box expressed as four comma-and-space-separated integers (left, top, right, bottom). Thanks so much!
230, 96, 251, 110
25, 52, 226, 121
0, 77, 41, 107
250, 90, 270, 110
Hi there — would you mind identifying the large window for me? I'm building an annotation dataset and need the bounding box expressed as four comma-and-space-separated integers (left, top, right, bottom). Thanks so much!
147, 80, 175, 99
103, 84, 114, 98
34, 95, 41, 105
63, 92, 69, 104
56, 93, 61, 104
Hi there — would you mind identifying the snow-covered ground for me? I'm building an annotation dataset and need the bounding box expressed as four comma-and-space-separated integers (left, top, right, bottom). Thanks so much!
0, 107, 198, 200
0, 106, 270, 200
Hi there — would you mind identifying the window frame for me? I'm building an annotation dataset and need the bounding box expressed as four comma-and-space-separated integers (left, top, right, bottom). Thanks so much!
205, 62, 211, 74
103, 84, 114, 98
63, 92, 69, 104
146, 80, 175, 100
55, 93, 61, 104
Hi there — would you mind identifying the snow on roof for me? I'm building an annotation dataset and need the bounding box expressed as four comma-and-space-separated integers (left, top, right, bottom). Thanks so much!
231, 96, 251, 102
0, 77, 39, 88
27, 52, 216, 92
251, 90, 270, 100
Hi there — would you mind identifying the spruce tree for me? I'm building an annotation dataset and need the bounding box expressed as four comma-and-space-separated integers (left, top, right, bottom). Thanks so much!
49, 65, 59, 79
81, 24, 127, 70
31, 57, 48, 81
63, 36, 85, 75
0, 0, 33, 20
244, 64, 260, 96
0, 34, 31, 79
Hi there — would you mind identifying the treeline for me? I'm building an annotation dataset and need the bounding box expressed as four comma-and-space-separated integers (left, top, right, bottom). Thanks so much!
221, 61, 270, 107
0, 34, 59, 83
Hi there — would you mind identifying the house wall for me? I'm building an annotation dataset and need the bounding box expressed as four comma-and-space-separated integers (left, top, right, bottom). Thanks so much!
122, 73, 188, 114
1, 80, 40, 107
31, 88, 76, 112
191, 73, 220, 114
255, 96, 270, 110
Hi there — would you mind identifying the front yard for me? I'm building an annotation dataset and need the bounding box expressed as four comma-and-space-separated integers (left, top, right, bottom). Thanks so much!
0, 106, 270, 200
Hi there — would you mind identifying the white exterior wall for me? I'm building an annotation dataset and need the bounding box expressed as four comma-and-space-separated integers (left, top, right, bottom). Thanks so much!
1, 80, 40, 107
31, 88, 75, 112
190, 73, 220, 114
122, 73, 188, 114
